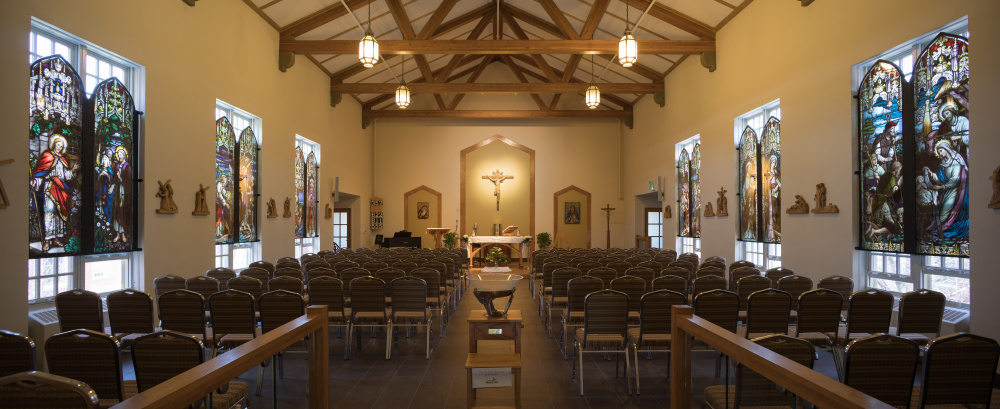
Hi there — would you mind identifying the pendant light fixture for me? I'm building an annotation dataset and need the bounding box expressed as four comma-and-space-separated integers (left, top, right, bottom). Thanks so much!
585, 54, 600, 109
618, 0, 637, 67
358, 0, 379, 68
395, 56, 411, 109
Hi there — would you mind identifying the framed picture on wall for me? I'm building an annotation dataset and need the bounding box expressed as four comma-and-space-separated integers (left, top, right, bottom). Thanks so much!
417, 202, 430, 219
565, 202, 581, 224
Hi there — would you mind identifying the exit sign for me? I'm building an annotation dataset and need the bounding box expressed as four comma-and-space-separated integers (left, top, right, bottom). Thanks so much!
649, 182, 655, 191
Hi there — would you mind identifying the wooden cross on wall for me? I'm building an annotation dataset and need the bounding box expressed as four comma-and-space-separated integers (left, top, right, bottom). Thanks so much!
601, 203, 615, 248
0, 159, 13, 210
482, 169, 513, 210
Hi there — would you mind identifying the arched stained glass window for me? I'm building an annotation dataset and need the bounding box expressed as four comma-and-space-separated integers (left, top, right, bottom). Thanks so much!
913, 33, 970, 257
739, 127, 759, 242
93, 78, 136, 253
215, 118, 236, 244
760, 118, 781, 243
294, 147, 305, 239
677, 150, 691, 237
238, 128, 258, 242
29, 56, 84, 255
306, 152, 317, 238
691, 143, 702, 238
859, 61, 905, 252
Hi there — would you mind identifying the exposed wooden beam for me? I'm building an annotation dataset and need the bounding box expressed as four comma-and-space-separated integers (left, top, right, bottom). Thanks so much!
417, 0, 461, 39
242, 0, 281, 30
363, 110, 632, 118
536, 0, 580, 40
579, 0, 611, 39
508, 54, 633, 109
280, 0, 369, 39
503, 4, 564, 40
614, 0, 716, 40
434, 14, 494, 82
384, 0, 446, 109
500, 11, 560, 82
431, 2, 495, 39
363, 55, 484, 109
595, 54, 663, 83
331, 82, 662, 93
330, 55, 399, 83
279, 39, 716, 54
448, 56, 495, 110
500, 55, 549, 110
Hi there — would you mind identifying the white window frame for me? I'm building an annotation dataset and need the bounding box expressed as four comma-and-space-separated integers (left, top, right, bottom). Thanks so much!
675, 136, 701, 255
734, 100, 782, 267
678, 237, 701, 259
215, 101, 262, 271
853, 17, 970, 310
295, 136, 321, 256
27, 20, 144, 303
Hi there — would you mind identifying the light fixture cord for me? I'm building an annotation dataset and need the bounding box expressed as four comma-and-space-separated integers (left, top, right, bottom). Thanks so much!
367, 0, 371, 30
626, 0, 629, 30
591, 54, 595, 83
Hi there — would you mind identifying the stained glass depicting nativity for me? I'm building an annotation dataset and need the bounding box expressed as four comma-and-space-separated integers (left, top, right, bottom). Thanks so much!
859, 61, 905, 252
216, 117, 235, 244
93, 78, 135, 253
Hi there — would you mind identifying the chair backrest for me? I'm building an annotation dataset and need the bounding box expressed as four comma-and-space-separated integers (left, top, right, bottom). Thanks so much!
745, 289, 792, 337
586, 267, 617, 289
304, 261, 331, 272
651, 275, 687, 294
422, 261, 449, 286
729, 266, 761, 291
153, 275, 186, 300
729, 260, 756, 273
0, 371, 99, 409
323, 256, 347, 266
734, 335, 816, 408
896, 289, 946, 336
635, 261, 662, 276
157, 290, 207, 339
667, 260, 695, 277
259, 290, 306, 334
704, 256, 726, 264
205, 268, 237, 290
795, 289, 843, 336
541, 261, 570, 289
551, 267, 583, 299
250, 261, 275, 273
274, 268, 304, 281
624, 256, 647, 266
340, 268, 371, 286
568, 258, 590, 268
624, 267, 655, 287
268, 276, 304, 295
566, 276, 604, 316
55, 290, 104, 333
843, 334, 920, 408
349, 277, 386, 317
390, 277, 427, 318
919, 333, 1000, 409
607, 261, 633, 277
735, 275, 772, 311
227, 276, 263, 301
662, 266, 692, 283
106, 289, 154, 335
376, 268, 406, 288
609, 276, 645, 312
308, 277, 346, 321
693, 265, 723, 279
764, 267, 795, 286
410, 268, 441, 300
692, 275, 727, 297
575, 261, 603, 274
362, 261, 389, 273
817, 275, 854, 302
846, 289, 894, 335
130, 331, 204, 394
532, 254, 550, 271
679, 252, 700, 264
0, 331, 35, 378
208, 290, 256, 337
184, 276, 220, 301
637, 290, 687, 339
392, 261, 419, 275
775, 275, 813, 310
334, 261, 360, 274
240, 267, 270, 282
45, 329, 122, 402
693, 290, 740, 334
275, 262, 300, 271
700, 260, 726, 271
352, 257, 376, 267
308, 267, 337, 280
582, 290, 630, 340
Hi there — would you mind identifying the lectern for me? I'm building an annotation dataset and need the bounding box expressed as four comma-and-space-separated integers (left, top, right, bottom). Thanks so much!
426, 227, 451, 249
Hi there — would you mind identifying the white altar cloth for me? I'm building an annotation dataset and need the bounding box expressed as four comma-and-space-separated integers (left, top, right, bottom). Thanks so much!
481, 266, 513, 273
468, 236, 527, 244
466, 236, 530, 268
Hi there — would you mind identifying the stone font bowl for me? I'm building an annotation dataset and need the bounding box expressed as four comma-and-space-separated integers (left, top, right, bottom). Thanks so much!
469, 274, 522, 292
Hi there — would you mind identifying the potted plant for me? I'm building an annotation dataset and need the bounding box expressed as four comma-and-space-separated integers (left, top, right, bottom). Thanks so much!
536, 232, 552, 250
485, 246, 510, 268
460, 235, 470, 247
443, 232, 458, 249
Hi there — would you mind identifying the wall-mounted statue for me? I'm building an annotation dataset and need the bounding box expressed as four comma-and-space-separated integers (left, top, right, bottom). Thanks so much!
192, 184, 211, 215
715, 187, 728, 216
664, 204, 672, 218
266, 198, 278, 218
812, 183, 839, 213
787, 195, 809, 214
704, 203, 715, 217
325, 203, 333, 219
990, 165, 1000, 209
283, 197, 292, 218
0, 158, 13, 210
155, 180, 178, 214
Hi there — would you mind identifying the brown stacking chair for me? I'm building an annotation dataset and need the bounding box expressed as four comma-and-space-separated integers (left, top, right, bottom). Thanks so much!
538, 261, 570, 319
546, 268, 583, 336
729, 260, 755, 273
738, 289, 791, 339
352, 257, 375, 267
303, 261, 330, 272
392, 261, 419, 276
735, 275, 772, 313
531, 253, 551, 299
334, 261, 360, 275
636, 261, 662, 277
610, 276, 645, 326
663, 266, 693, 285
423, 261, 454, 311
256, 290, 307, 395
703, 335, 815, 409
560, 276, 604, 359
692, 275, 727, 300
696, 266, 726, 279
157, 290, 209, 343
793, 289, 844, 378
323, 256, 347, 266
208, 290, 258, 358
340, 268, 372, 289
228, 276, 263, 303
576, 261, 603, 274
764, 267, 795, 286
376, 268, 406, 293
250, 261, 275, 274
777, 275, 813, 312
131, 331, 247, 408
625, 267, 656, 288
275, 261, 300, 271
0, 331, 35, 378
651, 275, 687, 294
185, 276, 220, 306
348, 277, 390, 359
627, 290, 686, 395
607, 261, 633, 278
273, 268, 303, 281
363, 261, 389, 274
572, 290, 631, 396
667, 260, 696, 278
729, 266, 761, 291
624, 256, 648, 266
587, 267, 617, 289
892, 289, 946, 347
840, 289, 895, 349
914, 333, 1000, 409
410, 268, 446, 338
45, 329, 133, 407
240, 267, 270, 283
0, 371, 99, 409
105, 289, 154, 348
389, 277, 434, 359
268, 276, 304, 295
55, 290, 105, 333
307, 267, 337, 280
818, 275, 854, 317
206, 268, 237, 290
701, 260, 726, 271
843, 334, 920, 409
704, 256, 726, 264
693, 290, 740, 377
153, 274, 185, 300
307, 277, 350, 358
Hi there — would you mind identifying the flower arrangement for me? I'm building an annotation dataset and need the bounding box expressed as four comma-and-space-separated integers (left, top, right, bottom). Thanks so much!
461, 235, 469, 246
485, 246, 510, 266
521, 237, 532, 246
536, 232, 552, 250
443, 232, 458, 249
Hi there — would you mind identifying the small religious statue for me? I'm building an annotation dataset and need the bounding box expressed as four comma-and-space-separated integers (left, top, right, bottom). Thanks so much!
155, 180, 178, 214
704, 203, 715, 217
482, 169, 514, 211
325, 203, 333, 219
266, 198, 278, 218
787, 195, 810, 214
989, 166, 1000, 209
812, 183, 840, 213
0, 158, 13, 210
664, 204, 672, 218
192, 184, 211, 215
283, 198, 292, 218
715, 187, 728, 216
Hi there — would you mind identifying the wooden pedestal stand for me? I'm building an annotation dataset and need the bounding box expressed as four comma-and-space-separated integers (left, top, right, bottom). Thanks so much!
426, 227, 451, 249
467, 310, 523, 409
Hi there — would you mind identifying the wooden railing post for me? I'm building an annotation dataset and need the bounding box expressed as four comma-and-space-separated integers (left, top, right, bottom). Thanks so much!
307, 305, 329, 409
670, 305, 693, 409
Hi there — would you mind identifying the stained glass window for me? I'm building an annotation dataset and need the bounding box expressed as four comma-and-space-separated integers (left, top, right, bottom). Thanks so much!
739, 127, 759, 242
691, 143, 701, 238
677, 150, 691, 237
238, 128, 258, 242
737, 118, 781, 244
306, 152, 317, 238
760, 118, 781, 243
215, 104, 260, 252
859, 61, 905, 252
215, 118, 236, 244
294, 147, 305, 239
92, 78, 136, 253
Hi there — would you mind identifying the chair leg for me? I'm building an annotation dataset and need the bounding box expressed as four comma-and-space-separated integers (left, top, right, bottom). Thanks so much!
579, 348, 585, 396
254, 357, 268, 396
633, 344, 641, 395
345, 324, 352, 360
625, 348, 632, 396
560, 320, 566, 359
278, 352, 285, 379
386, 323, 392, 360
426, 321, 432, 360
715, 351, 721, 378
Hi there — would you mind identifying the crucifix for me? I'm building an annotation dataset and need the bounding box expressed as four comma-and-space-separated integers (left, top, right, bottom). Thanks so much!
482, 169, 513, 210
0, 159, 13, 210
601, 203, 615, 248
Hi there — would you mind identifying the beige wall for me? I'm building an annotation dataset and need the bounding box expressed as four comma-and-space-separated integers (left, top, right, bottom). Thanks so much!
0, 0, 372, 333
466, 141, 531, 237
555, 188, 590, 249
404, 188, 440, 248
624, 0, 1000, 341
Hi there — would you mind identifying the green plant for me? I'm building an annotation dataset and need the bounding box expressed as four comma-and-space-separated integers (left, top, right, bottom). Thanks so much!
485, 247, 510, 264
521, 237, 532, 246
536, 232, 552, 249
443, 232, 458, 249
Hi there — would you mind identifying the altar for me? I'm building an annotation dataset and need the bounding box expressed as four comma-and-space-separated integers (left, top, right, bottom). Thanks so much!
467, 236, 530, 268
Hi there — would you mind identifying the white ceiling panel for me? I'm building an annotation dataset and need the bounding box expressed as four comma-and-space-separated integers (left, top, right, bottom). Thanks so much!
264, 0, 341, 27
658, 0, 732, 28
635, 17, 702, 40
441, 0, 489, 28
638, 54, 673, 73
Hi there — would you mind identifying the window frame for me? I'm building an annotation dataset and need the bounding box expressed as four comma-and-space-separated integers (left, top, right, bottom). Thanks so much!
734, 100, 782, 266
678, 236, 701, 259
675, 136, 701, 239
332, 208, 352, 249
644, 208, 663, 249
214, 101, 262, 270
295, 136, 321, 254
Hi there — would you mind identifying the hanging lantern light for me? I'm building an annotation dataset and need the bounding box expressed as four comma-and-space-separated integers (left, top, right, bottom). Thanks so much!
358, 0, 379, 68
585, 55, 600, 109
618, 0, 637, 67
396, 57, 411, 109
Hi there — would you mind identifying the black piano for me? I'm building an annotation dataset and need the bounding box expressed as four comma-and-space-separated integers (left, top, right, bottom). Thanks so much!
379, 231, 421, 248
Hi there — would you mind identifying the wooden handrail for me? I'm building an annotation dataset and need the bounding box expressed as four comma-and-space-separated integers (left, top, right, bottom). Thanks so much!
111, 305, 329, 409
669, 305, 895, 409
